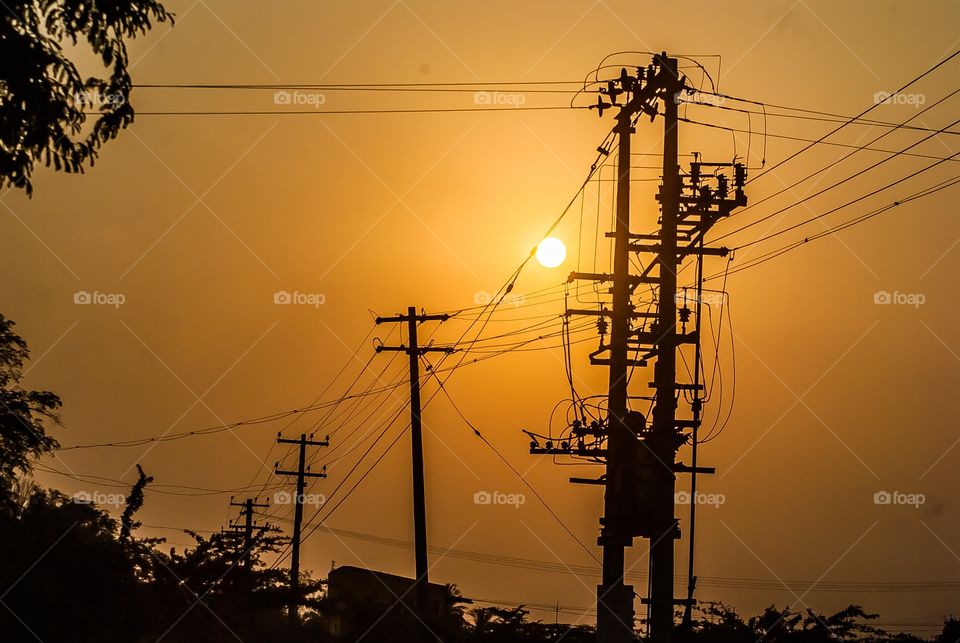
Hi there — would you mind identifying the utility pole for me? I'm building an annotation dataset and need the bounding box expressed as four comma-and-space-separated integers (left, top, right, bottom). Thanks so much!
375, 307, 453, 619
527, 52, 747, 643
596, 71, 641, 643
646, 54, 682, 643
275, 432, 328, 629
227, 497, 270, 570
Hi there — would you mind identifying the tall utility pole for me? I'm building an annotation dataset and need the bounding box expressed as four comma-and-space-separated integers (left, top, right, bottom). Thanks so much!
528, 52, 746, 643
647, 54, 682, 643
275, 433, 328, 629
227, 497, 270, 570
375, 307, 453, 619
596, 74, 641, 643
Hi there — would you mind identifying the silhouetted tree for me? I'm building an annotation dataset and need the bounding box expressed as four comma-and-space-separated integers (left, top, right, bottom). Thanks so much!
936, 617, 960, 643
681, 602, 916, 643
0, 315, 61, 508
469, 605, 594, 642
0, 488, 145, 642
146, 528, 320, 641
0, 0, 173, 195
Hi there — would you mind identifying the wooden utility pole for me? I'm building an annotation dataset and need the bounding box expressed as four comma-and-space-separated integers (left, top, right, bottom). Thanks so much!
375, 307, 453, 619
228, 497, 269, 570
275, 433, 328, 629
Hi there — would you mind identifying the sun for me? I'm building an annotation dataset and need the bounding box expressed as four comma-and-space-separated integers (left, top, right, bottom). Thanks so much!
535, 237, 567, 268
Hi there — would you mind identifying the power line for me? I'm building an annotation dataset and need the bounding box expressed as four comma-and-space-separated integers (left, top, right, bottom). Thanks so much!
712, 109, 960, 244
734, 147, 960, 250
683, 94, 960, 136
135, 80, 587, 89
680, 117, 960, 164
705, 173, 960, 281
743, 49, 960, 184
133, 106, 587, 117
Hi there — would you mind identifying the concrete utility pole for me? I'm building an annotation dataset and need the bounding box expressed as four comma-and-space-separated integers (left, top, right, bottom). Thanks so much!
375, 307, 453, 620
529, 51, 746, 643
275, 433, 328, 629
647, 54, 682, 643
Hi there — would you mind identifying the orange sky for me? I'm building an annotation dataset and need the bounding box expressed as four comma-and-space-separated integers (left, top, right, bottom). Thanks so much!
4, 0, 960, 634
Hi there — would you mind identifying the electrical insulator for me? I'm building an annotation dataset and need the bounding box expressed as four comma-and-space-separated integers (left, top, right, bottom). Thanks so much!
734, 163, 746, 187
607, 80, 620, 104
717, 174, 728, 199
691, 398, 702, 416
678, 306, 691, 325
597, 317, 608, 337
690, 162, 700, 186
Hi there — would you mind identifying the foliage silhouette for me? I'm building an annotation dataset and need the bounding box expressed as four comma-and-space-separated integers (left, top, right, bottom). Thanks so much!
0, 0, 173, 195
0, 315, 61, 508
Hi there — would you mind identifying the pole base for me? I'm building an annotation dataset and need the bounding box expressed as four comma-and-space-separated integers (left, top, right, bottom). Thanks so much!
597, 583, 636, 642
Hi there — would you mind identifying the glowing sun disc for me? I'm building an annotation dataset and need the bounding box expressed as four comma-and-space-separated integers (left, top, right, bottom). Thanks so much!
536, 237, 567, 268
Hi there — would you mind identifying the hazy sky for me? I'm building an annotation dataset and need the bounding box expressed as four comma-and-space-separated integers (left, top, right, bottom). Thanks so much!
5, 0, 960, 634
